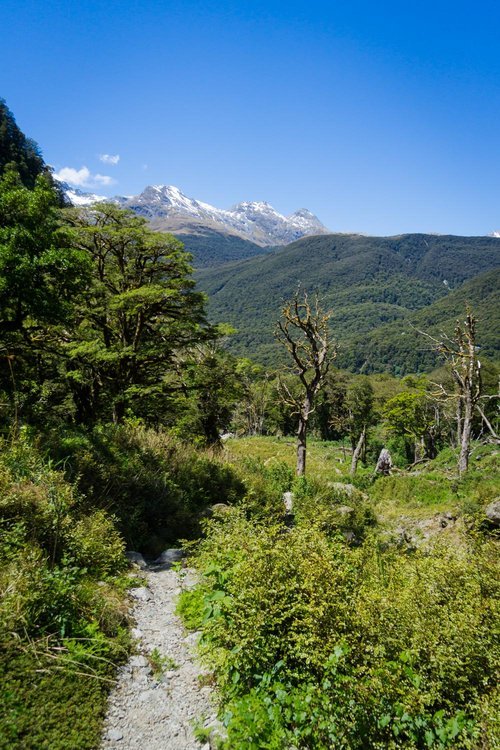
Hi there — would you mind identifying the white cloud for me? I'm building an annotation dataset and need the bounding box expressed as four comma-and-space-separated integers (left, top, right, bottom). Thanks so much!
94, 173, 115, 186
54, 165, 116, 188
99, 153, 120, 165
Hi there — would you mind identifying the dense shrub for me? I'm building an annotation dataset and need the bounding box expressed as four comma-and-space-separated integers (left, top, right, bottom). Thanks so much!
182, 509, 499, 748
292, 475, 377, 540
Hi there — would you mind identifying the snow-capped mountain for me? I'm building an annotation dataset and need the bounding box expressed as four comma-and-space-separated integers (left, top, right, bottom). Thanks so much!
57, 181, 108, 206
58, 181, 330, 246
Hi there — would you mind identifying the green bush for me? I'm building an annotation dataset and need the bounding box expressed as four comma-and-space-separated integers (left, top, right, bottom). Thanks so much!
66, 510, 126, 578
183, 509, 499, 748
292, 476, 377, 540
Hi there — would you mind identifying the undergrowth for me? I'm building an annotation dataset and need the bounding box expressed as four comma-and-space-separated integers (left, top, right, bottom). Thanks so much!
0, 435, 131, 749
44, 424, 245, 555
178, 446, 500, 750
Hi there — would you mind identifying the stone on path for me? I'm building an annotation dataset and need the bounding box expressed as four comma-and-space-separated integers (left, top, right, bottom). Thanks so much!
153, 548, 184, 566
106, 729, 123, 742
125, 552, 148, 569
129, 586, 152, 602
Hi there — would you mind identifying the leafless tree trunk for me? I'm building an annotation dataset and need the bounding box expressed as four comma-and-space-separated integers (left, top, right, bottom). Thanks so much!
459, 392, 473, 473
451, 312, 481, 475
350, 425, 366, 476
418, 306, 481, 476
456, 397, 463, 448
276, 291, 336, 476
477, 404, 499, 442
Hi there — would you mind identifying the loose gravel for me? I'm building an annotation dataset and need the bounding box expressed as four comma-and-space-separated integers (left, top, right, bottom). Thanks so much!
100, 564, 219, 750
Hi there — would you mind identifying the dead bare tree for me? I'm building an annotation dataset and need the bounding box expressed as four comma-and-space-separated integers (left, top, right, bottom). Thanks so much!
417, 305, 482, 475
275, 291, 336, 476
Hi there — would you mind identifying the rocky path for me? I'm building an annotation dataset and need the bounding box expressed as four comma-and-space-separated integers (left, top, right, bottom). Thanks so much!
101, 562, 218, 750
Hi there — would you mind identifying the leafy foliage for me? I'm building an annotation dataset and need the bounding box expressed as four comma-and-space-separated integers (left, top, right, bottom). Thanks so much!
0, 437, 130, 749
182, 508, 499, 748
45, 423, 245, 555
0, 99, 47, 189
61, 202, 213, 423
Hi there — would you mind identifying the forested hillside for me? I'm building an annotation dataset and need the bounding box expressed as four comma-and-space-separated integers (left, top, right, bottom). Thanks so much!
197, 232, 500, 371
169, 226, 269, 268
343, 268, 500, 372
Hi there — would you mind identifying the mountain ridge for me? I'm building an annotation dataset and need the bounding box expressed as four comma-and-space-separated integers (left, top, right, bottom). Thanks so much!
57, 181, 330, 247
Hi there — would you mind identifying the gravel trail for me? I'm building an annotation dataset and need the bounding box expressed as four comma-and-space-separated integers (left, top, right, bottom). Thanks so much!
101, 564, 218, 750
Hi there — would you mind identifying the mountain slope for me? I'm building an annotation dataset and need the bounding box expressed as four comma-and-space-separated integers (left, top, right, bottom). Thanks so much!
172, 227, 270, 268
116, 185, 329, 246
196, 233, 500, 371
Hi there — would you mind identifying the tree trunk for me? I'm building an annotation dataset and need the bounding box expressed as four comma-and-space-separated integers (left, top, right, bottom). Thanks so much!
414, 435, 425, 463
113, 398, 126, 424
202, 413, 221, 448
350, 426, 366, 476
458, 393, 472, 475
72, 381, 97, 425
426, 427, 437, 459
477, 404, 499, 442
296, 414, 307, 476
456, 396, 463, 448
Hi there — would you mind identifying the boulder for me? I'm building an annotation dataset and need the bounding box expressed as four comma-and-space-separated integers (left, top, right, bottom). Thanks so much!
200, 503, 231, 519
334, 505, 355, 516
342, 530, 357, 544
282, 491, 294, 512
485, 499, 500, 526
375, 448, 393, 475
125, 551, 147, 569
129, 655, 150, 669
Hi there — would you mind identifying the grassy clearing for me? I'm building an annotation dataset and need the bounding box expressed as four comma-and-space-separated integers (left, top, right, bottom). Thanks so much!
223, 436, 499, 527
224, 435, 350, 481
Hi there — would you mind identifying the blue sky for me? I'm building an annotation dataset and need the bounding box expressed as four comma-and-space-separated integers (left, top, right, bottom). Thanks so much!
1, 0, 499, 235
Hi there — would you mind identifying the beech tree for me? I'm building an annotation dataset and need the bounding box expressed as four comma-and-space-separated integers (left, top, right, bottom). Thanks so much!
382, 388, 435, 464
0, 169, 88, 337
0, 169, 89, 427
62, 203, 213, 423
275, 291, 336, 476
173, 344, 244, 447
